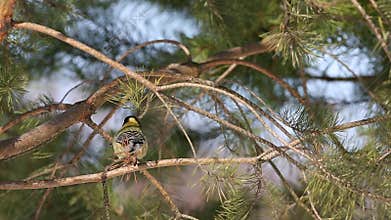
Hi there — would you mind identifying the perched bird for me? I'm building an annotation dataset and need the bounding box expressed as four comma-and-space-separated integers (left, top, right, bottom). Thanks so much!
112, 116, 148, 165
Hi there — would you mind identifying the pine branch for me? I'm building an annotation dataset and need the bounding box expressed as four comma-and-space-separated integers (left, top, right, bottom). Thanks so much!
12, 22, 159, 90
25, 108, 117, 180
321, 115, 391, 133
0, 151, 280, 190
1, 21, 275, 160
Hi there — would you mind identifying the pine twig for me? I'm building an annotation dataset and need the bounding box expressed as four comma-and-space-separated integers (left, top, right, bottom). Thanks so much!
377, 149, 391, 162
351, 0, 391, 61
59, 81, 91, 103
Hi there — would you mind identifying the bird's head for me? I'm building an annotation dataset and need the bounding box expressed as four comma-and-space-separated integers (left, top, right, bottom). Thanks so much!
122, 115, 141, 127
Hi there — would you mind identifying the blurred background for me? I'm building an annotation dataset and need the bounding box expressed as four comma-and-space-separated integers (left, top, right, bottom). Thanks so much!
0, 0, 390, 219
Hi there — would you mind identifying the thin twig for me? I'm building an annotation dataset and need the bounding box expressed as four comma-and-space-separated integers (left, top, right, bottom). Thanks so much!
215, 63, 238, 83
59, 81, 91, 103
141, 170, 181, 217
84, 118, 113, 142
14, 22, 157, 91
71, 107, 118, 163
377, 149, 391, 162
270, 162, 321, 220
166, 95, 310, 171
160, 84, 310, 161
200, 59, 304, 104
119, 39, 191, 61
320, 49, 386, 110
321, 115, 391, 133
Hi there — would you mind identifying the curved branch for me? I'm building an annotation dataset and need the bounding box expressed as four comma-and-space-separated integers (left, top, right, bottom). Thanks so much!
0, 151, 280, 190
119, 39, 191, 61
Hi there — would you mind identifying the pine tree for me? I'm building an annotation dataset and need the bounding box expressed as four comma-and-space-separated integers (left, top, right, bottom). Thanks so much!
0, 0, 390, 219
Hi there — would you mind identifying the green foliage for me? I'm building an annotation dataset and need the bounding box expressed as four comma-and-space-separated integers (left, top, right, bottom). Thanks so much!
260, 0, 318, 68
282, 104, 340, 132
214, 190, 250, 220
107, 76, 154, 115
261, 30, 318, 68
307, 175, 361, 219
201, 165, 242, 202
282, 104, 342, 152
377, 0, 391, 24
0, 58, 28, 113
199, 164, 262, 219
108, 178, 173, 219
306, 147, 391, 219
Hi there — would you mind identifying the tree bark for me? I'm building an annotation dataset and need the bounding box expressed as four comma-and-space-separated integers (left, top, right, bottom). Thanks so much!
0, 0, 15, 43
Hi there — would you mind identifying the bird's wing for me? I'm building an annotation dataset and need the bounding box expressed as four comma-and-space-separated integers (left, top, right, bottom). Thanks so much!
115, 127, 146, 153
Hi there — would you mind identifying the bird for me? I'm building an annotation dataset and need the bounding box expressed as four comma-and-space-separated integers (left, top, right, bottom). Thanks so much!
112, 115, 148, 165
